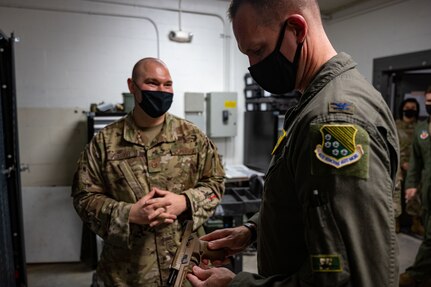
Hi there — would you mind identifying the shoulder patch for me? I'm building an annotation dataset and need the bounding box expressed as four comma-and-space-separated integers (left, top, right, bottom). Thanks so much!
328, 102, 354, 114
314, 125, 363, 168
310, 123, 369, 179
311, 254, 343, 272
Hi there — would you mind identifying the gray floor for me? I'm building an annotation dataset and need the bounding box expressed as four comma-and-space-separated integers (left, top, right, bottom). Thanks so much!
27, 233, 421, 287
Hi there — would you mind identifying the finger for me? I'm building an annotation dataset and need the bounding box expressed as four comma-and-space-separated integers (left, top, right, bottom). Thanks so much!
208, 257, 232, 267
186, 273, 203, 287
152, 187, 169, 196
145, 199, 172, 209
149, 215, 176, 227
148, 207, 167, 221
200, 228, 232, 241
140, 189, 156, 204
192, 266, 212, 280
206, 238, 233, 250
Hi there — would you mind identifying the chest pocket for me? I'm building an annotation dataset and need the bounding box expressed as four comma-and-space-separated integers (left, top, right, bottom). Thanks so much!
147, 141, 199, 192
148, 142, 198, 172
105, 149, 147, 202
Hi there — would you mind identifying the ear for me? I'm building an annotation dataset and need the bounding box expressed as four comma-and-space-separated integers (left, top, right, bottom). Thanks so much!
286, 14, 307, 43
127, 78, 135, 93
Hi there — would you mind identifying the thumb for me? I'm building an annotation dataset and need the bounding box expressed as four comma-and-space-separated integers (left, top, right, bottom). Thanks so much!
192, 266, 212, 280
153, 187, 169, 196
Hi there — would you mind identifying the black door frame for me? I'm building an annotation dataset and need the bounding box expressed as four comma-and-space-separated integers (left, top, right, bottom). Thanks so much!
0, 30, 27, 287
373, 49, 431, 116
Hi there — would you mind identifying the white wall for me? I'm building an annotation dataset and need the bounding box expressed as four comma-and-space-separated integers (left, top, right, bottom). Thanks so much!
324, 0, 431, 82
0, 0, 249, 167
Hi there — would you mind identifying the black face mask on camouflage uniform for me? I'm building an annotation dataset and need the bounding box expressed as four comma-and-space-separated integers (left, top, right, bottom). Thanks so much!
138, 90, 173, 118
403, 109, 417, 119
133, 81, 173, 118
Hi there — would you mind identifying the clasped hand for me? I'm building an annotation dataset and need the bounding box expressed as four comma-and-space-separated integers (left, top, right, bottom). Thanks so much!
129, 187, 187, 227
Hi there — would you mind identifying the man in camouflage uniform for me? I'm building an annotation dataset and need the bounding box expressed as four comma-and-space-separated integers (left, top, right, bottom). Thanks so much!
188, 0, 399, 286
395, 98, 422, 234
72, 58, 225, 286
400, 87, 431, 286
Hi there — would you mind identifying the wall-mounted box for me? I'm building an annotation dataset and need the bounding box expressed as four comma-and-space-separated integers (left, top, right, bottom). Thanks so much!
206, 92, 237, 137
184, 92, 206, 133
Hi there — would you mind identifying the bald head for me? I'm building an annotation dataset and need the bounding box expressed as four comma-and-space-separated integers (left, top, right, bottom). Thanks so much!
228, 0, 321, 25
131, 57, 169, 81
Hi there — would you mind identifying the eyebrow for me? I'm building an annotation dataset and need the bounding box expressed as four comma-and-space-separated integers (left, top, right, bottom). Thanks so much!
144, 77, 172, 84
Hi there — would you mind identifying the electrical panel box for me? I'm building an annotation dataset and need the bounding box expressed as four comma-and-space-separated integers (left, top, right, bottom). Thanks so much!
184, 92, 205, 133
206, 92, 237, 137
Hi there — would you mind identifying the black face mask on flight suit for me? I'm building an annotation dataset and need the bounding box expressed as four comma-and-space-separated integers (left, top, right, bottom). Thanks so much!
426, 104, 431, 116
248, 20, 303, 95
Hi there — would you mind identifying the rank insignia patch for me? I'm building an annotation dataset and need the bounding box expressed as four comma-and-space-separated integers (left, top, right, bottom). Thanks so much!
328, 102, 354, 114
311, 254, 342, 272
420, 130, 429, 140
314, 125, 364, 168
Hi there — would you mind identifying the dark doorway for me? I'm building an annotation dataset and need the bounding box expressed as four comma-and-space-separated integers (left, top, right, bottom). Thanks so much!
373, 49, 431, 119
0, 31, 27, 286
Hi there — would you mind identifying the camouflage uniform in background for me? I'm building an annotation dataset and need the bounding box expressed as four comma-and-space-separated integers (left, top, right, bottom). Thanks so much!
396, 119, 422, 217
72, 112, 225, 286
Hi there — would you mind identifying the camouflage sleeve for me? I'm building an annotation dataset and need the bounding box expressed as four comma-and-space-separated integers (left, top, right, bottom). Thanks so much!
181, 137, 225, 230
71, 136, 132, 247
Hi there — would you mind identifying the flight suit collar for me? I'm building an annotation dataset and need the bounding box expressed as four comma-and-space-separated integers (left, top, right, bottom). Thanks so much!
283, 53, 357, 130
300, 52, 357, 108
123, 112, 178, 146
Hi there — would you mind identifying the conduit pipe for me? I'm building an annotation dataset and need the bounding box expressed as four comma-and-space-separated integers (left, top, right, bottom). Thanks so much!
84, 0, 231, 90
0, 3, 161, 57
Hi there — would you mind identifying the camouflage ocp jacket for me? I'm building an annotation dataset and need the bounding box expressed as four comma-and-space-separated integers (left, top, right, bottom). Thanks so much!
72, 112, 225, 286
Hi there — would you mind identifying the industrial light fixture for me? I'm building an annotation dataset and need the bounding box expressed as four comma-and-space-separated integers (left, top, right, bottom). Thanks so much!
169, 0, 193, 43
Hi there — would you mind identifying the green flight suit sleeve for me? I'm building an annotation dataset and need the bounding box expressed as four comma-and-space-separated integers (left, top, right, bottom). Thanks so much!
71, 135, 133, 248
182, 138, 225, 230
405, 126, 423, 189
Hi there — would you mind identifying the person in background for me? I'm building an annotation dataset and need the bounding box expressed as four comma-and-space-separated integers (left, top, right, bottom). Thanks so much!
187, 0, 399, 286
395, 98, 423, 235
72, 58, 225, 286
399, 86, 431, 287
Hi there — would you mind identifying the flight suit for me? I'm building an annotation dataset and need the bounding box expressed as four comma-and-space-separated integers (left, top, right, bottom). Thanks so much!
230, 53, 399, 286
404, 119, 431, 281
396, 119, 421, 218
72, 112, 225, 286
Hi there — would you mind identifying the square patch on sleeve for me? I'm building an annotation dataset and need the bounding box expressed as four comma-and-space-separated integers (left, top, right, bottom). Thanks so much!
310, 124, 369, 179
311, 254, 343, 272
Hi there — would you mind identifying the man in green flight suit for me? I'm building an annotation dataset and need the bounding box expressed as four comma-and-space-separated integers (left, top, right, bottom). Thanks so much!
72, 58, 225, 286
400, 86, 431, 287
187, 0, 400, 286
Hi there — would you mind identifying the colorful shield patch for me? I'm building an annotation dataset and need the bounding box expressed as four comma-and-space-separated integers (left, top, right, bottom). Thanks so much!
314, 125, 364, 168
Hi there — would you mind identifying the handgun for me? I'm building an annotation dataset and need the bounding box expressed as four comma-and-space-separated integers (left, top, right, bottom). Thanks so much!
167, 220, 227, 287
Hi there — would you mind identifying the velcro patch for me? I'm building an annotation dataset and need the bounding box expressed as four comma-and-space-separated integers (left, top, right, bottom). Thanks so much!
310, 123, 369, 179
311, 254, 342, 272
328, 102, 354, 114
315, 125, 363, 168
